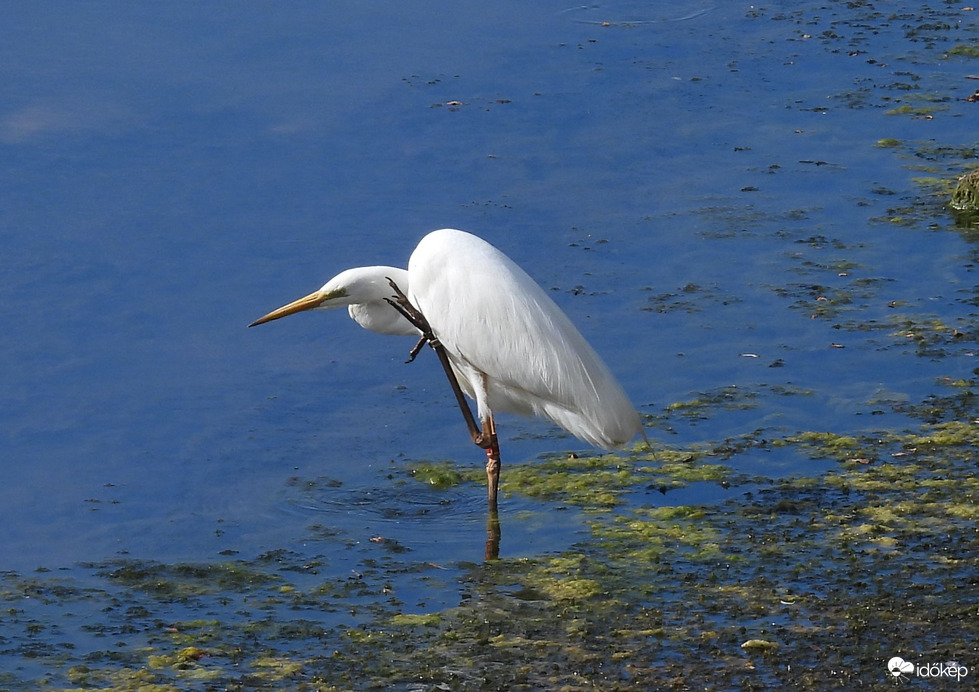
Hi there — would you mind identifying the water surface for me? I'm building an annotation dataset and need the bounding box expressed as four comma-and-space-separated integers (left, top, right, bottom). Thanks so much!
1, 0, 977, 687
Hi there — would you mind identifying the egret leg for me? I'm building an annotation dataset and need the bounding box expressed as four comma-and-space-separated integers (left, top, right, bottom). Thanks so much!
385, 279, 504, 558
483, 417, 501, 508
483, 417, 501, 560
385, 278, 495, 448
386, 276, 502, 543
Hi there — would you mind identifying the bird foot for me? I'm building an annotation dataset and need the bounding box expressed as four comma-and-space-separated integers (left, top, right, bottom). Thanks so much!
385, 277, 443, 363
406, 335, 427, 363
385, 278, 429, 331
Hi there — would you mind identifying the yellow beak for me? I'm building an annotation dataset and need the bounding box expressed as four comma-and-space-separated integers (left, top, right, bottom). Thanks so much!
249, 291, 328, 327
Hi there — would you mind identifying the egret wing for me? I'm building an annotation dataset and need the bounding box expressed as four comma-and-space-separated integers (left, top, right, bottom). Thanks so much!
409, 229, 640, 448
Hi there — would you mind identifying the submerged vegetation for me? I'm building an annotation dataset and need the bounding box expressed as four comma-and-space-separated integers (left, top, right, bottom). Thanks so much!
1, 417, 976, 690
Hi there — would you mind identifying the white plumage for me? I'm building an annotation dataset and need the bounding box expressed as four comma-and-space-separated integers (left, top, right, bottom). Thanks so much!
407, 229, 640, 449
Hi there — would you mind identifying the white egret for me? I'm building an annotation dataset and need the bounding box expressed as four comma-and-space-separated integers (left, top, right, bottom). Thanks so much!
250, 228, 644, 508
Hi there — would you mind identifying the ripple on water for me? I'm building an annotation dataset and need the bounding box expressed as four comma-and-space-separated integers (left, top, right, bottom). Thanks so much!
297, 479, 488, 524
275, 473, 590, 564
561, 0, 715, 26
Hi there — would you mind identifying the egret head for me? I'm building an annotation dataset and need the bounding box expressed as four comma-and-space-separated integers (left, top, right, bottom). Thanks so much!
249, 266, 416, 336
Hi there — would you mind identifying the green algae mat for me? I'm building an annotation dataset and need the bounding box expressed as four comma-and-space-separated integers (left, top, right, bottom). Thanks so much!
2, 418, 976, 690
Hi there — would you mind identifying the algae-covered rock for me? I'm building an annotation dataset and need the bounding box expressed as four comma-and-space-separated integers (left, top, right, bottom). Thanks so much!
950, 169, 979, 211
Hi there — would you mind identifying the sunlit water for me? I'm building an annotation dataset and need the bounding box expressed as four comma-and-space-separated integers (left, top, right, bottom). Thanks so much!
1, 2, 976, 671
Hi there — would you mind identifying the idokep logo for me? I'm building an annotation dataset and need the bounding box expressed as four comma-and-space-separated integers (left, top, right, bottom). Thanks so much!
887, 656, 969, 682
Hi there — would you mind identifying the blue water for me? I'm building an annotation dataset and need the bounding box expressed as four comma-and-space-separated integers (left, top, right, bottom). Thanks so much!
1, 0, 976, 575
